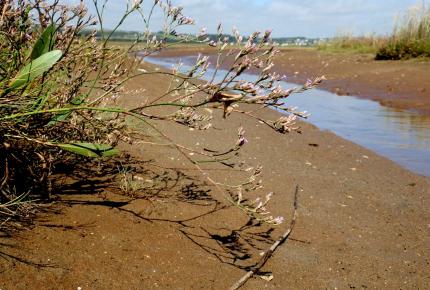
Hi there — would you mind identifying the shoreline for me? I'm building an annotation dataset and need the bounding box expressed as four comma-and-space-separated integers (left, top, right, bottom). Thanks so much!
154, 47, 430, 115
147, 51, 430, 177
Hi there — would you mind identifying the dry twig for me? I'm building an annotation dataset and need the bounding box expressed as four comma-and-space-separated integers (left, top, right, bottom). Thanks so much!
229, 185, 299, 290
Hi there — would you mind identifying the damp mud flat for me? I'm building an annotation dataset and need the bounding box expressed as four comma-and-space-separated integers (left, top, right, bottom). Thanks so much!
1, 55, 430, 289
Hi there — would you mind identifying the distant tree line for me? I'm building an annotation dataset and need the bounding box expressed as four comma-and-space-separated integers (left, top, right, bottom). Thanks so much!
79, 29, 321, 46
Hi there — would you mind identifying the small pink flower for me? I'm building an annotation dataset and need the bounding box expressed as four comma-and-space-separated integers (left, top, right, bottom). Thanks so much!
273, 216, 284, 224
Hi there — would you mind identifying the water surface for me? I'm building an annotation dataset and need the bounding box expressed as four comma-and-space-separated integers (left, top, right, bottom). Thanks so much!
146, 56, 430, 177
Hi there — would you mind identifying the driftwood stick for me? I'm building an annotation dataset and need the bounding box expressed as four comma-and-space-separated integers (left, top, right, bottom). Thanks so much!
229, 185, 299, 290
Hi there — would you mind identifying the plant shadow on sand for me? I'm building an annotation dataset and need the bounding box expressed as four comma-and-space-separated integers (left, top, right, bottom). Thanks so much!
1, 155, 279, 274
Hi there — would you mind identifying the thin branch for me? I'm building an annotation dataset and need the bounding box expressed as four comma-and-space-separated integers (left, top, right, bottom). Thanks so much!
229, 185, 299, 290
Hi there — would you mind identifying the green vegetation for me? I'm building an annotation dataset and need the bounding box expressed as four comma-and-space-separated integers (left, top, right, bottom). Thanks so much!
376, 2, 430, 60
0, 1, 137, 233
317, 34, 385, 54
319, 2, 430, 60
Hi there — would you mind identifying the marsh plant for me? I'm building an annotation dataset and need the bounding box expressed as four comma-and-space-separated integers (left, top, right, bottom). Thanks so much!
377, 1, 430, 59
0, 0, 323, 233
318, 1, 430, 59
317, 32, 386, 54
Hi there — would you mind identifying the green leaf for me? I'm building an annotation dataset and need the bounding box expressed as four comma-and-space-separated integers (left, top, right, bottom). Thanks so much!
58, 143, 119, 158
30, 24, 56, 60
47, 111, 72, 126
46, 95, 86, 126
70, 94, 86, 106
8, 50, 62, 91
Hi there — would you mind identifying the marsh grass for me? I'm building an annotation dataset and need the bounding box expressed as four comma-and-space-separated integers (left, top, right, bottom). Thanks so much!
318, 34, 386, 54
318, 2, 430, 60
377, 2, 430, 59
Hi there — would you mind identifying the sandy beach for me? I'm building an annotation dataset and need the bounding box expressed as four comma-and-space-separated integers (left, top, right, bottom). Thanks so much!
1, 49, 430, 289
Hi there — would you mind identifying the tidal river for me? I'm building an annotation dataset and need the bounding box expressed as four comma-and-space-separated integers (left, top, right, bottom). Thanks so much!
146, 56, 430, 177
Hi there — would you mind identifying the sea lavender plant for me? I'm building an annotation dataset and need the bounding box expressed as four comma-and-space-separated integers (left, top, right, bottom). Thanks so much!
0, 0, 324, 232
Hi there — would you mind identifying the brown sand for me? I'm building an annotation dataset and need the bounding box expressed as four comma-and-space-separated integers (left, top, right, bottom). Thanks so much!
1, 54, 430, 289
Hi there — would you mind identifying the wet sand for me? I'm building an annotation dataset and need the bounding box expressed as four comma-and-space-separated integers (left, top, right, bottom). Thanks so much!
1, 53, 430, 289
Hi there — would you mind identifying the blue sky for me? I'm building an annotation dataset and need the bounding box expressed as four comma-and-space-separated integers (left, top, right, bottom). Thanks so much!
65, 0, 428, 37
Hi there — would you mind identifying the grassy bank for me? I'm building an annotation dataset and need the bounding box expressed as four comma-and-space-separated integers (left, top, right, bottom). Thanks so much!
377, 2, 430, 59
319, 2, 430, 60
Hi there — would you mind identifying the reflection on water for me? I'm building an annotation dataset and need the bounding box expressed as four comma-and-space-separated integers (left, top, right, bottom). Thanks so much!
146, 56, 430, 177
284, 89, 430, 177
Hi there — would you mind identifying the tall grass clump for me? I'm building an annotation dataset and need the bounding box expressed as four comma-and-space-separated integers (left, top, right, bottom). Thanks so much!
0, 0, 323, 234
376, 2, 430, 59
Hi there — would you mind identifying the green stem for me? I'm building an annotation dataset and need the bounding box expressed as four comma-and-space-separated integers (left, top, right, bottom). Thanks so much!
0, 101, 204, 121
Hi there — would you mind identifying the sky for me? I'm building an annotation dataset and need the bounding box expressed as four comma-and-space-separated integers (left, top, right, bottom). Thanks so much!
64, 0, 428, 38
